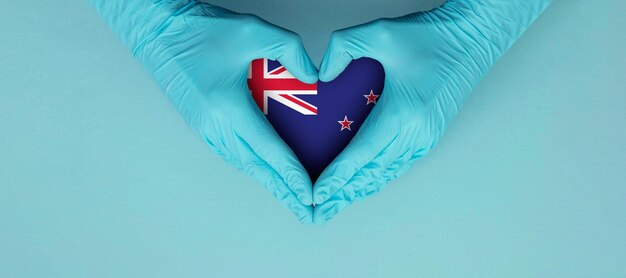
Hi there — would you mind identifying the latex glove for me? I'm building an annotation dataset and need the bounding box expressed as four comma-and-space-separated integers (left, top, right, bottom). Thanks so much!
313, 0, 552, 223
89, 0, 318, 223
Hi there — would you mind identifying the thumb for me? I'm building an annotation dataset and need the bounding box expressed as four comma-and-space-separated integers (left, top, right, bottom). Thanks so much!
274, 35, 318, 84
319, 29, 366, 82
242, 14, 318, 84
258, 27, 318, 84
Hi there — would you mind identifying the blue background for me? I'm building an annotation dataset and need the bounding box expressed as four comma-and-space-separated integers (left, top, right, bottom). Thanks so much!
1, 0, 625, 277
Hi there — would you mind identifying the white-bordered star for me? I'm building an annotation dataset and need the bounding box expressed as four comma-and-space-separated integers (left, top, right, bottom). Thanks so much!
364, 90, 380, 105
338, 115, 354, 131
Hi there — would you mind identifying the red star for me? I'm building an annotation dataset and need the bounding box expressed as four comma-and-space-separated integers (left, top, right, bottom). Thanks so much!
338, 115, 354, 131
364, 90, 380, 105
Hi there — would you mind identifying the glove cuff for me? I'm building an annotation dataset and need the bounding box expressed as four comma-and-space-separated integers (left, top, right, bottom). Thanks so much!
435, 0, 552, 72
89, 0, 200, 55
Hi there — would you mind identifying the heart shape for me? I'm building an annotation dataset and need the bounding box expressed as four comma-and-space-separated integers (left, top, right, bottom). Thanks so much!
248, 58, 385, 181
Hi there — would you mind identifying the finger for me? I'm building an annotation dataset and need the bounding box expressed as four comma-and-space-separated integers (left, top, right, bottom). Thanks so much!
199, 110, 314, 223
273, 34, 318, 84
234, 92, 314, 205
312, 193, 352, 225
312, 101, 397, 204
313, 111, 435, 223
313, 136, 413, 207
319, 27, 374, 82
345, 101, 445, 202
281, 190, 314, 224
241, 155, 314, 224
341, 143, 427, 203
193, 82, 313, 208
249, 17, 318, 84
312, 82, 434, 205
313, 149, 423, 224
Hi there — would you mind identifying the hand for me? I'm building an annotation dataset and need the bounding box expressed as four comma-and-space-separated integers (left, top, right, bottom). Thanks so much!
313, 0, 551, 223
90, 0, 318, 223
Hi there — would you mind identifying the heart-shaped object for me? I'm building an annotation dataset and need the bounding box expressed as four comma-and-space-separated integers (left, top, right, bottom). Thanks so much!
248, 58, 385, 181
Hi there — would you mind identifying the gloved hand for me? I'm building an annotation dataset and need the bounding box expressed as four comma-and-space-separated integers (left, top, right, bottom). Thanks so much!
89, 0, 318, 223
313, 0, 552, 223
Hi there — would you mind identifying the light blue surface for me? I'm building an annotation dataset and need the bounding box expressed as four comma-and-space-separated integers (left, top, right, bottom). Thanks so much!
1, 0, 625, 277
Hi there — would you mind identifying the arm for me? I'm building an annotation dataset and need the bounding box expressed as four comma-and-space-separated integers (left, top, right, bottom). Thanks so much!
426, 0, 553, 84
89, 0, 186, 54
313, 0, 552, 223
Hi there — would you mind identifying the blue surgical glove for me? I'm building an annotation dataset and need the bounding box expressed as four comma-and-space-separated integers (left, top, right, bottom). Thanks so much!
313, 0, 552, 223
89, 0, 318, 223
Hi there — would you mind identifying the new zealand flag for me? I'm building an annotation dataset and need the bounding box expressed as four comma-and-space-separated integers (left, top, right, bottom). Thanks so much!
248, 58, 385, 181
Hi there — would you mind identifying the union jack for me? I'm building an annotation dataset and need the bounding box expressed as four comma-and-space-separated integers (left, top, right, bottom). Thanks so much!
247, 59, 318, 115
